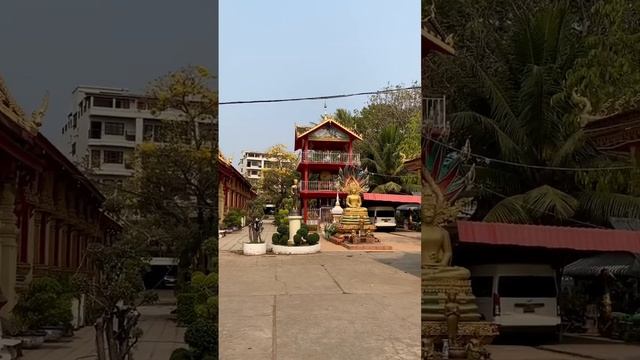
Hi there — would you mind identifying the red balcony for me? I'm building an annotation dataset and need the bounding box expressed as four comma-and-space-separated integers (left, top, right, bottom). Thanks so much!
297, 150, 360, 167
300, 180, 340, 193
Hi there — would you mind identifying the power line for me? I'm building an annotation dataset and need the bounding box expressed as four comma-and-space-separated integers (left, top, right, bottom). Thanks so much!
424, 135, 637, 172
219, 86, 420, 105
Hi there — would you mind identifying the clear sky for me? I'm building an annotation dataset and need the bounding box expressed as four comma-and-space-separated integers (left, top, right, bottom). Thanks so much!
0, 0, 217, 148
220, 0, 420, 167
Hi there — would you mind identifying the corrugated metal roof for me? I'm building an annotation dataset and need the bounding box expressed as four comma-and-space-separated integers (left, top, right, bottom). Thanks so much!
362, 193, 421, 204
457, 221, 640, 252
563, 252, 640, 277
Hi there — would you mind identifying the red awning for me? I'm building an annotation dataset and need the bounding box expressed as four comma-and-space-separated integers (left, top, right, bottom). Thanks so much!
457, 221, 640, 253
362, 193, 420, 204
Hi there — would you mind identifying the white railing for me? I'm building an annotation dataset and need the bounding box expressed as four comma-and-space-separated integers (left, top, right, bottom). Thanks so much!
300, 181, 338, 192
297, 151, 360, 165
423, 96, 447, 129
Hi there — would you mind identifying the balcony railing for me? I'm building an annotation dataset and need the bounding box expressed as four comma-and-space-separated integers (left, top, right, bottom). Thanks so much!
423, 96, 447, 130
300, 181, 338, 192
298, 150, 360, 165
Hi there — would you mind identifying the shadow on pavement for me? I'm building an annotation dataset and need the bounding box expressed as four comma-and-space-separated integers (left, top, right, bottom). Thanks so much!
369, 252, 421, 277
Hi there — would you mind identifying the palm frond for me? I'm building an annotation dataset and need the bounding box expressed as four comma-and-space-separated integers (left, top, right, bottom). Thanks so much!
484, 194, 532, 223
550, 129, 588, 167
372, 181, 403, 194
524, 185, 578, 220
451, 111, 522, 161
578, 192, 640, 224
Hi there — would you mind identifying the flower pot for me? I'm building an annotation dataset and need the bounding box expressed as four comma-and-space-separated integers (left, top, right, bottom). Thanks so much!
40, 326, 64, 342
272, 243, 321, 255
16, 331, 46, 349
243, 242, 267, 255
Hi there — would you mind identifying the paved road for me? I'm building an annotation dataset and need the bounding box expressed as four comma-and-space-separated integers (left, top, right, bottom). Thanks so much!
219, 222, 421, 359
21, 291, 184, 360
489, 336, 640, 360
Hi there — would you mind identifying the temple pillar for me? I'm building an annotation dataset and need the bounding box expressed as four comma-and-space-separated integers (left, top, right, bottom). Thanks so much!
42, 214, 54, 266
0, 180, 19, 315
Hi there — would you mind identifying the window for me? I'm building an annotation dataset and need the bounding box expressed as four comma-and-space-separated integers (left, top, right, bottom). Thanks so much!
498, 276, 557, 298
115, 98, 130, 109
137, 101, 148, 110
104, 122, 124, 136
73, 113, 78, 128
103, 150, 123, 164
93, 96, 112, 108
90, 150, 101, 168
71, 143, 76, 156
143, 123, 164, 142
470, 276, 493, 298
89, 121, 102, 139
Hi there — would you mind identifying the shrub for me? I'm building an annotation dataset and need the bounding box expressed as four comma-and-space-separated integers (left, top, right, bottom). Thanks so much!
324, 223, 337, 239
274, 209, 289, 227
170, 348, 194, 360
223, 208, 245, 229
276, 224, 289, 238
272, 233, 281, 244
13, 277, 73, 329
293, 234, 302, 246
307, 233, 320, 245
185, 319, 218, 358
195, 296, 218, 322
296, 225, 309, 239
176, 293, 197, 326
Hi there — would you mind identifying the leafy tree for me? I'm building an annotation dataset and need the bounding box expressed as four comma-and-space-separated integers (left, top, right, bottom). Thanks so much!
133, 66, 218, 283
444, 3, 640, 225
258, 144, 298, 209
566, 0, 640, 115
73, 234, 158, 360
334, 85, 421, 160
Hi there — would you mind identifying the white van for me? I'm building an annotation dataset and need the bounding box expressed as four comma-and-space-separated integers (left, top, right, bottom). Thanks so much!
469, 264, 561, 335
367, 206, 397, 230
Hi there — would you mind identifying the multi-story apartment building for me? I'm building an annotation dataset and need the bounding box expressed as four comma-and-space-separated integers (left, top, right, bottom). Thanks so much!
61, 86, 198, 183
239, 150, 288, 184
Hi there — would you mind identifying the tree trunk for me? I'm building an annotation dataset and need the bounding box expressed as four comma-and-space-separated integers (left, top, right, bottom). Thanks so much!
95, 318, 106, 360
104, 314, 118, 360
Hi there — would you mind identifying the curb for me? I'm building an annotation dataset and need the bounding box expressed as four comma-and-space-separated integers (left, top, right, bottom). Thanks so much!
535, 346, 606, 360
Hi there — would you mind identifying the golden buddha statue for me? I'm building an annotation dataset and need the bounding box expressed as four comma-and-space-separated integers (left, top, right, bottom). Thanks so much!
342, 180, 368, 220
422, 202, 470, 280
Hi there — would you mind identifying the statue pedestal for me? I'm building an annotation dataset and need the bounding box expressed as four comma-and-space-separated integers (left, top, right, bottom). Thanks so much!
287, 216, 302, 246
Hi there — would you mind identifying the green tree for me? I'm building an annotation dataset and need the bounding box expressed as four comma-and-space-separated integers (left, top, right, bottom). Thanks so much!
566, 0, 640, 115
73, 233, 158, 360
259, 144, 298, 209
360, 124, 408, 191
446, 4, 640, 225
133, 65, 218, 284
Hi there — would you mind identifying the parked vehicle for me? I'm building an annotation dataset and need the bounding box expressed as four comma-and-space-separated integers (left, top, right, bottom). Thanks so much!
367, 206, 397, 230
469, 264, 561, 336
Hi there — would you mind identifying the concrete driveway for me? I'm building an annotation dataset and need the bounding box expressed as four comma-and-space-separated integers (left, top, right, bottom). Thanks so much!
219, 223, 421, 360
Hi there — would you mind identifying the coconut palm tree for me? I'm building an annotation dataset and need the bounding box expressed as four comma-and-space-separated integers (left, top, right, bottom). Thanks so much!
450, 3, 640, 226
360, 124, 409, 191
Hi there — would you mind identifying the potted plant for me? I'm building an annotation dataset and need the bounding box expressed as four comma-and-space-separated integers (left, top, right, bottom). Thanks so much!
243, 217, 266, 255
12, 277, 73, 346
272, 224, 321, 254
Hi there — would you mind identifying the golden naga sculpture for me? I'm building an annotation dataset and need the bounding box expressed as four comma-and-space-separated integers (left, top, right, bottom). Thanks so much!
422, 127, 497, 358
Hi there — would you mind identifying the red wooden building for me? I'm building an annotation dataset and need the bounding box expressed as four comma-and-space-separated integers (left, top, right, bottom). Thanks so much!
294, 116, 362, 224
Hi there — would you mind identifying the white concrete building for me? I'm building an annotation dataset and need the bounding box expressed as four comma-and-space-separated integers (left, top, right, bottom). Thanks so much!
239, 151, 279, 181
61, 86, 201, 183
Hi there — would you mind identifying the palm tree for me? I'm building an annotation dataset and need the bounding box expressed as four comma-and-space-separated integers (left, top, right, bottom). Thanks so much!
360, 124, 408, 192
450, 4, 640, 226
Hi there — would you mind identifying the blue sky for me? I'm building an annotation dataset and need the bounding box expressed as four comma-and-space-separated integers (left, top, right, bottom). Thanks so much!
220, 0, 420, 167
